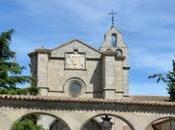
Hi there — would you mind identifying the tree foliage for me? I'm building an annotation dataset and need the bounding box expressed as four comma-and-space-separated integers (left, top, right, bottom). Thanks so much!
0, 86, 39, 95
148, 60, 175, 101
0, 29, 41, 129
0, 29, 30, 89
12, 114, 44, 130
0, 29, 39, 95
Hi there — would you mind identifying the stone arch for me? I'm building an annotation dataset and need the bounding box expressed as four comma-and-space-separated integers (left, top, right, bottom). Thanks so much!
63, 77, 86, 97
145, 116, 175, 130
10, 112, 71, 130
81, 113, 136, 130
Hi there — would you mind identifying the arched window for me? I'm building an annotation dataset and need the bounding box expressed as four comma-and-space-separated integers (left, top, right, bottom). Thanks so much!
111, 34, 117, 47
64, 78, 85, 98
68, 82, 82, 97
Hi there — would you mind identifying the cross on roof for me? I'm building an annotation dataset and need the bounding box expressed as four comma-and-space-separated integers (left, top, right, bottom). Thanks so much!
109, 10, 117, 27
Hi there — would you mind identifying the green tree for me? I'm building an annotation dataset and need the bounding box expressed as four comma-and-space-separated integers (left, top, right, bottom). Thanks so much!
0, 29, 30, 89
0, 29, 39, 95
149, 59, 175, 101
0, 29, 41, 129
12, 114, 44, 130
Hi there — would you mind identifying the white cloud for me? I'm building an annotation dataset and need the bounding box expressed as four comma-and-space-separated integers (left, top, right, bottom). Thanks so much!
3, 0, 174, 94
129, 48, 173, 71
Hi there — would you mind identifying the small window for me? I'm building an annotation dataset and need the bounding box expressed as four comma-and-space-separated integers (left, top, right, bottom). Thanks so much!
116, 49, 123, 56
111, 34, 117, 47
68, 82, 82, 97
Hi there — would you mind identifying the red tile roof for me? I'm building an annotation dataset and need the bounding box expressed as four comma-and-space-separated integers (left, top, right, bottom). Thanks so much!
0, 95, 174, 107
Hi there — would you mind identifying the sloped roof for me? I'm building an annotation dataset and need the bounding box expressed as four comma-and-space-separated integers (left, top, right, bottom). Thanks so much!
52, 39, 101, 54
0, 95, 173, 107
29, 39, 101, 56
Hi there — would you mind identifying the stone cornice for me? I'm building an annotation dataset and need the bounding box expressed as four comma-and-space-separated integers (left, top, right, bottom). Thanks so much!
28, 48, 51, 57
101, 50, 116, 56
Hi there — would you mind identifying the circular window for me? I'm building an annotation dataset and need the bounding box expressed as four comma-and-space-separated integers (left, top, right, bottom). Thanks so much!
68, 82, 82, 97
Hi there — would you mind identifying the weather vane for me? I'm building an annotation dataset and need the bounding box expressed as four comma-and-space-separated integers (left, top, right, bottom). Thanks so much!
109, 10, 117, 27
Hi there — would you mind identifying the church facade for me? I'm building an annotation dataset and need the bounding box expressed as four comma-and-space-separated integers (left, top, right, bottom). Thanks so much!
29, 25, 129, 99
0, 25, 175, 130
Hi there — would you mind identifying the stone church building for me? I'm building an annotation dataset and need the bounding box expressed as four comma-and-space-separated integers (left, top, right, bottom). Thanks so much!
0, 24, 175, 130
29, 24, 129, 99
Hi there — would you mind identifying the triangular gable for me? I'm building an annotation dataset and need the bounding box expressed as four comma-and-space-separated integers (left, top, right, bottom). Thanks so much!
50, 39, 101, 59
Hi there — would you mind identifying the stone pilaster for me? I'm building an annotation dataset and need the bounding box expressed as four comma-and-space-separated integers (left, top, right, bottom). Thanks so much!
102, 50, 116, 99
37, 52, 49, 95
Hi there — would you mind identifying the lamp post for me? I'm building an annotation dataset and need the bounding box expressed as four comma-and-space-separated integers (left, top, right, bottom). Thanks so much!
101, 115, 113, 130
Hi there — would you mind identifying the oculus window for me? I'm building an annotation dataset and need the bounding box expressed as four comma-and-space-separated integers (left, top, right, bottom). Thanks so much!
68, 82, 82, 97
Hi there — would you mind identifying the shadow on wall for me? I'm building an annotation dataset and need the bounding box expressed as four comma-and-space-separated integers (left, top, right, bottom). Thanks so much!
90, 60, 102, 98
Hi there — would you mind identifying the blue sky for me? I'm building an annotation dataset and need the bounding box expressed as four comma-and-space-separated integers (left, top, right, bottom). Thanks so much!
1, 0, 175, 96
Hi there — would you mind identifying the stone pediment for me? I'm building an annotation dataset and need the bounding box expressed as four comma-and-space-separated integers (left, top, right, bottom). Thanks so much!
50, 39, 101, 59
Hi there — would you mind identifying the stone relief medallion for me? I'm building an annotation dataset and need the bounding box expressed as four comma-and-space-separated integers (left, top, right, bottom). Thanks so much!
65, 53, 85, 70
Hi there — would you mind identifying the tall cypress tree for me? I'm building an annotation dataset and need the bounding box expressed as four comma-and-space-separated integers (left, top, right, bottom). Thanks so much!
0, 29, 30, 89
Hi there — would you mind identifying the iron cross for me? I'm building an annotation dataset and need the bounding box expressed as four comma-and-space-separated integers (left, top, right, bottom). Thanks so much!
109, 10, 117, 26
